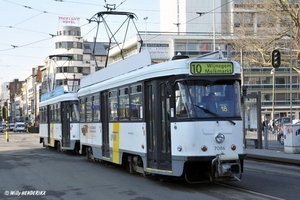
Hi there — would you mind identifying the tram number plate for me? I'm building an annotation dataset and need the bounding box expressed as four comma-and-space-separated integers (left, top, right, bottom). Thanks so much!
214, 146, 225, 151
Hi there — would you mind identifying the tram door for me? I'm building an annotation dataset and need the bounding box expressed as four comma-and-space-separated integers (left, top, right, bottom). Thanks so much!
61, 102, 71, 147
101, 91, 110, 158
145, 80, 172, 170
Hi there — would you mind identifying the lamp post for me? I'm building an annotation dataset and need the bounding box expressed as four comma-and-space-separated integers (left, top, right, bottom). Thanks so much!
143, 16, 148, 50
278, 47, 300, 119
289, 27, 293, 119
271, 69, 275, 123
212, 0, 216, 51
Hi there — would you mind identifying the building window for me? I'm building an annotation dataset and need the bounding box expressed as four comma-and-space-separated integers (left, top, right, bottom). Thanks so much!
187, 43, 198, 51
174, 42, 186, 51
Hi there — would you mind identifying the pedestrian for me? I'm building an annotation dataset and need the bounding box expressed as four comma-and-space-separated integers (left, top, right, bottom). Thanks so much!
262, 120, 267, 134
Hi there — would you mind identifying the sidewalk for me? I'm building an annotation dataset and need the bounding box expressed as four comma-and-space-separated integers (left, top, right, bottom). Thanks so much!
245, 148, 300, 166
244, 129, 300, 166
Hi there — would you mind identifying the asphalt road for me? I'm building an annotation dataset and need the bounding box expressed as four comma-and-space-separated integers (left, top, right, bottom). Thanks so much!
1, 133, 299, 200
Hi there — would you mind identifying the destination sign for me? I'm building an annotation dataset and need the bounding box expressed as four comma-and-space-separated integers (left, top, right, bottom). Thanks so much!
190, 62, 234, 75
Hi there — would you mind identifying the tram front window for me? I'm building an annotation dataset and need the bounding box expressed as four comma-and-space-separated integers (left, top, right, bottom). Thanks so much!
175, 80, 241, 119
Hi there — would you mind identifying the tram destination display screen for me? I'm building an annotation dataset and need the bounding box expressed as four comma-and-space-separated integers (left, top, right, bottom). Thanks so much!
189, 62, 233, 75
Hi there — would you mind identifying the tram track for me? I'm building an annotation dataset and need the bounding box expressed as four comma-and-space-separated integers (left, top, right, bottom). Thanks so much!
213, 182, 285, 200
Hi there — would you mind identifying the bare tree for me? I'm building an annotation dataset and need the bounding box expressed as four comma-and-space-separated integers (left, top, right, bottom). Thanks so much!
228, 0, 300, 71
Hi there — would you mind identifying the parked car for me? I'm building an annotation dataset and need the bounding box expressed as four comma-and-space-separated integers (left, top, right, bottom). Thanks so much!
13, 122, 26, 132
0, 124, 3, 133
293, 120, 300, 125
9, 123, 15, 131
274, 117, 292, 131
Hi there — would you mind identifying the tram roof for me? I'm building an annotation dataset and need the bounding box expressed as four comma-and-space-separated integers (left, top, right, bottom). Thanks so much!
39, 92, 78, 107
78, 51, 241, 97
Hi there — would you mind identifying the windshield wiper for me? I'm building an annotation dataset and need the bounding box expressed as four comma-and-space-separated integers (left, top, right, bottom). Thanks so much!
194, 105, 236, 125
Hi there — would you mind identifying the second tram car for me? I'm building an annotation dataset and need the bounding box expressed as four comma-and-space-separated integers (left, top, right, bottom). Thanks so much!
77, 51, 246, 182
39, 90, 80, 152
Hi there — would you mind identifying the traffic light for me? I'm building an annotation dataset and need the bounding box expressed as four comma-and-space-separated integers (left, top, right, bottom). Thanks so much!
271, 49, 281, 68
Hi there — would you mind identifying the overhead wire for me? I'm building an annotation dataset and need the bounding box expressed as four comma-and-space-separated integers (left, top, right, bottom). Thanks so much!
1, 0, 161, 49
1, 0, 232, 51
146, 0, 234, 42
0, 0, 232, 67
0, 0, 105, 53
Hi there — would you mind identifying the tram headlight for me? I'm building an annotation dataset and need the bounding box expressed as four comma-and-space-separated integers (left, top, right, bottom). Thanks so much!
215, 132, 225, 143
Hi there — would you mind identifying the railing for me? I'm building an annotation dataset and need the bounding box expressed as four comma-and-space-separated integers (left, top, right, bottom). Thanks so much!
245, 129, 284, 151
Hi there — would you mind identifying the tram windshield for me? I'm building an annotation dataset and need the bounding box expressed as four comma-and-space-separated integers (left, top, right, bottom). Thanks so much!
175, 80, 241, 119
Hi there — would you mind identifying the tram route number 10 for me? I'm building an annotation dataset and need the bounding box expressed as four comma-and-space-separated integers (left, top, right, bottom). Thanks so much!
190, 62, 234, 75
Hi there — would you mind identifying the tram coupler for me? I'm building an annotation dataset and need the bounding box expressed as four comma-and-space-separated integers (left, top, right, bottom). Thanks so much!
211, 154, 241, 181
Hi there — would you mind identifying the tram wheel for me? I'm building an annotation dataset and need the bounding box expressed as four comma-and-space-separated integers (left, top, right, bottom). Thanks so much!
86, 147, 92, 160
56, 141, 61, 152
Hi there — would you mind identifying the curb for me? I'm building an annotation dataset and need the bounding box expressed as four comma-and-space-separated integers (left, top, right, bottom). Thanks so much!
246, 154, 300, 166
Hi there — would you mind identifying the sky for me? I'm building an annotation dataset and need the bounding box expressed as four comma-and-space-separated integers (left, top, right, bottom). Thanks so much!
0, 0, 160, 84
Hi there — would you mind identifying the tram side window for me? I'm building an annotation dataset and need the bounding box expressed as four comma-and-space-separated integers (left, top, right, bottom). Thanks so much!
44, 107, 48, 123
71, 102, 80, 122
92, 94, 100, 122
50, 105, 54, 122
109, 90, 118, 121
86, 96, 92, 122
80, 98, 86, 122
119, 87, 129, 121
40, 107, 45, 123
51, 104, 60, 123
56, 103, 61, 122
39, 107, 43, 123
130, 84, 143, 120
175, 86, 190, 118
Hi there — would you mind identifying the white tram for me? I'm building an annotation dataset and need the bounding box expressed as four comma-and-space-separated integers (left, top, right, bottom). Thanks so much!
77, 50, 246, 182
39, 89, 80, 152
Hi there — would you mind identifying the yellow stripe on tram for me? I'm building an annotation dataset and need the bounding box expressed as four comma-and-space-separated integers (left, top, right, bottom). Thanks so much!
112, 123, 120, 164
50, 123, 55, 147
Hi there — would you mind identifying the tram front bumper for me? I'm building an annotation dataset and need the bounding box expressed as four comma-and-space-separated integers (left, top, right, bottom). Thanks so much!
212, 154, 242, 181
